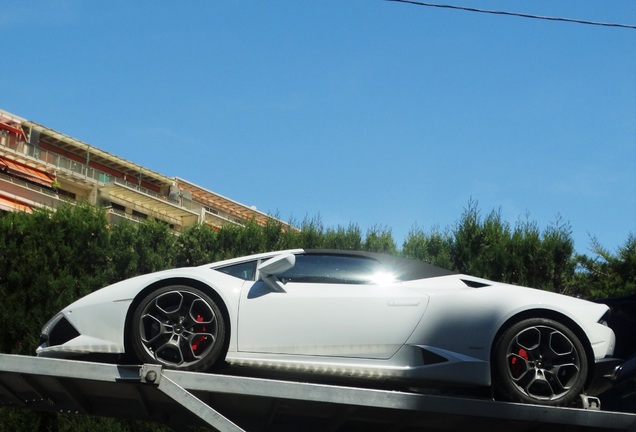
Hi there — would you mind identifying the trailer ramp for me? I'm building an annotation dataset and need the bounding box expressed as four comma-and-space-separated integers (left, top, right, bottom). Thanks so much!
1, 354, 635, 432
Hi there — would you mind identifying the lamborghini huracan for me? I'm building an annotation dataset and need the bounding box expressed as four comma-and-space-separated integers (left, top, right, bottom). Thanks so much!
37, 249, 623, 406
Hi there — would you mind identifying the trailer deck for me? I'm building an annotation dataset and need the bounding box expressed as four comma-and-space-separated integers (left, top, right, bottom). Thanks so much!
1, 354, 635, 431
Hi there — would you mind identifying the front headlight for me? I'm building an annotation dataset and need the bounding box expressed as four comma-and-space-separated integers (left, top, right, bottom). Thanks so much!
39, 313, 64, 343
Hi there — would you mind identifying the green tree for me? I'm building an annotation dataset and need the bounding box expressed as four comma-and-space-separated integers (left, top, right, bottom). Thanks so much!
174, 223, 219, 267
0, 204, 112, 356
537, 217, 576, 293
262, 218, 289, 252
363, 225, 396, 254
402, 226, 453, 269
574, 234, 636, 299
448, 201, 576, 291
322, 223, 362, 250
296, 216, 325, 249
449, 200, 484, 276
214, 220, 266, 259
108, 218, 177, 279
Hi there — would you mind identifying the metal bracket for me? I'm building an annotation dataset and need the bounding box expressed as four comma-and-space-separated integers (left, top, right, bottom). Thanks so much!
138, 364, 245, 431
140, 364, 163, 385
580, 394, 601, 410
158, 372, 246, 432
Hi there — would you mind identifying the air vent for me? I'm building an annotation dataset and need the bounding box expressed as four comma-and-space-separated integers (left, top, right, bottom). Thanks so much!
419, 347, 448, 365
461, 279, 491, 288
48, 317, 80, 346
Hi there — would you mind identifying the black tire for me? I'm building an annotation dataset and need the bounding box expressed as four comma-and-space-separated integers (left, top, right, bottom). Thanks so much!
493, 317, 588, 406
130, 285, 226, 371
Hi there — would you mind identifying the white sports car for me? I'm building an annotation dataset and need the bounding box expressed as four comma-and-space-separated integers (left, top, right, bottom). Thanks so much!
37, 249, 622, 406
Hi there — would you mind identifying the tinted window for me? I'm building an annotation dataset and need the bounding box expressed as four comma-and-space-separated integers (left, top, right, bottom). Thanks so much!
277, 254, 391, 284
216, 260, 257, 281
305, 249, 455, 281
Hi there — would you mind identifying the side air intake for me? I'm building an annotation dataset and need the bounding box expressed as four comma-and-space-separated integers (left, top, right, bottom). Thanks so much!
461, 279, 491, 288
48, 317, 80, 346
419, 347, 448, 365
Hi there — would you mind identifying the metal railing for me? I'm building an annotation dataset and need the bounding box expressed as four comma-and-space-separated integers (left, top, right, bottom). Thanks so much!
0, 139, 181, 202
1, 138, 114, 183
110, 176, 166, 200
1, 138, 245, 228
0, 171, 57, 197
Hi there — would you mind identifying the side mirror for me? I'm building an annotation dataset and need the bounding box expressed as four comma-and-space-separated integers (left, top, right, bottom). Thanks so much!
258, 253, 296, 276
258, 253, 296, 292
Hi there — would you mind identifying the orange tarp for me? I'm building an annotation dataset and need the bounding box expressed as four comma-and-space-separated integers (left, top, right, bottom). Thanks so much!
0, 157, 54, 187
0, 195, 32, 213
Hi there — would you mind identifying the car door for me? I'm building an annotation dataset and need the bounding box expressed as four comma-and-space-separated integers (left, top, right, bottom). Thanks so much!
237, 253, 429, 359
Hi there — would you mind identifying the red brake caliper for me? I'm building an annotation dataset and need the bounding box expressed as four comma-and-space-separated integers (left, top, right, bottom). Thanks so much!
510, 348, 528, 378
191, 314, 208, 353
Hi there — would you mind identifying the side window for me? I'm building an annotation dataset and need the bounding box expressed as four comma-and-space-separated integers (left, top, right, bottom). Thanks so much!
277, 254, 388, 284
215, 260, 257, 281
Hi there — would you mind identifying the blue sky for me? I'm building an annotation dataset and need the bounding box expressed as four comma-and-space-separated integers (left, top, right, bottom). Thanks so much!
2, 1, 635, 254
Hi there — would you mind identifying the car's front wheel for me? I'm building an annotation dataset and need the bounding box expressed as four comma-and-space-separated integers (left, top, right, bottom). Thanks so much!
131, 285, 226, 371
493, 317, 588, 406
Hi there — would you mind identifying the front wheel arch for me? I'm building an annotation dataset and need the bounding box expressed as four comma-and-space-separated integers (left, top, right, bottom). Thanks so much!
123, 278, 231, 369
490, 310, 595, 401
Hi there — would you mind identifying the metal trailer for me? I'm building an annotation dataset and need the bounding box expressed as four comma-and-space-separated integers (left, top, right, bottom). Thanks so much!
0, 354, 635, 432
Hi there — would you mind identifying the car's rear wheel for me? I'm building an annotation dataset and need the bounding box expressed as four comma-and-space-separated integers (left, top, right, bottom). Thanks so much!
131, 285, 226, 371
493, 317, 588, 406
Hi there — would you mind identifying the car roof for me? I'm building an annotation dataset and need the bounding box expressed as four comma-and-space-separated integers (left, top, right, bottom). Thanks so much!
207, 249, 456, 282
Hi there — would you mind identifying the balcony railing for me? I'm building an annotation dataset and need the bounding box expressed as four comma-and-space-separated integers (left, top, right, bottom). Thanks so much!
1, 138, 252, 229
0, 172, 69, 211
109, 176, 168, 200
1, 138, 114, 183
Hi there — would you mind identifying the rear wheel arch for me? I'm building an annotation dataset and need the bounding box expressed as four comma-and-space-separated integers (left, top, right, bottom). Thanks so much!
491, 309, 594, 365
123, 277, 231, 368
490, 309, 596, 395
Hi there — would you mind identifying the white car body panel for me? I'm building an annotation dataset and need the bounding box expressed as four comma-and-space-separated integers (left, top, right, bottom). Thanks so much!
237, 280, 429, 359
401, 276, 615, 361
38, 267, 246, 357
